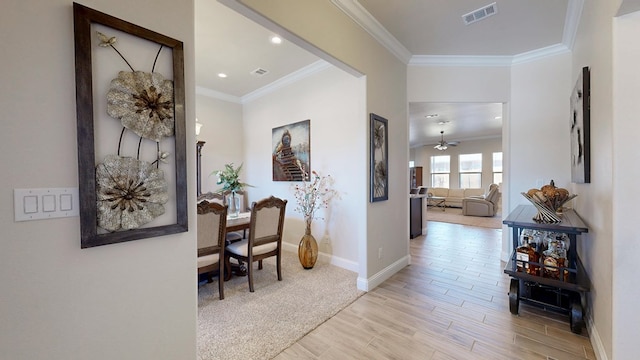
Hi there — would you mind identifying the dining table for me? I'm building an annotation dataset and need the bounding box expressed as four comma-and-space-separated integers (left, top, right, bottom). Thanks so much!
226, 211, 251, 232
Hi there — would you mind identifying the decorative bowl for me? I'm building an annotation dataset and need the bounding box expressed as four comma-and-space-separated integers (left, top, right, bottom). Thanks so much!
521, 192, 577, 223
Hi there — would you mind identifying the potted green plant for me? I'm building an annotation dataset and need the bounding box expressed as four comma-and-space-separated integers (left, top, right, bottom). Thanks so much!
213, 163, 252, 217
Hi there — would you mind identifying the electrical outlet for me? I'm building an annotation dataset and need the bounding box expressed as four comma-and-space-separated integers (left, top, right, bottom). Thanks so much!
378, 247, 383, 259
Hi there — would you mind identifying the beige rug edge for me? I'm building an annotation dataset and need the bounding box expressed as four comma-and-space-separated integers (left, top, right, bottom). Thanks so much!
425, 206, 502, 229
197, 250, 364, 360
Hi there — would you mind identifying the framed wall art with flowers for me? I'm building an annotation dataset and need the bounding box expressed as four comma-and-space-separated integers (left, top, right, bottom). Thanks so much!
570, 66, 591, 184
73, 3, 187, 248
370, 113, 388, 202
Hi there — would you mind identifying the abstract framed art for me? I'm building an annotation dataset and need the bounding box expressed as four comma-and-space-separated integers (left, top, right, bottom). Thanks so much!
570, 66, 591, 183
370, 113, 388, 202
73, 3, 188, 248
272, 119, 311, 181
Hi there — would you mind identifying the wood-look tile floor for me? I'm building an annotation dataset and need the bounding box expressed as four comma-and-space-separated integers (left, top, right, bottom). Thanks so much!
274, 221, 595, 360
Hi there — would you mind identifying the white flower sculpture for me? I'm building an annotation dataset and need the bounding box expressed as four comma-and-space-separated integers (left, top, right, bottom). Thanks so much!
96, 155, 169, 232
107, 71, 174, 142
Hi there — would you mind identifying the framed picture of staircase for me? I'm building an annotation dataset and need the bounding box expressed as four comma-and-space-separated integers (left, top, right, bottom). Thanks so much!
272, 119, 311, 181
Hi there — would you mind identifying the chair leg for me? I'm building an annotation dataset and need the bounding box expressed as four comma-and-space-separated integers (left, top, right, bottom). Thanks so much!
218, 262, 225, 300
258, 259, 263, 270
247, 261, 254, 292
277, 254, 282, 281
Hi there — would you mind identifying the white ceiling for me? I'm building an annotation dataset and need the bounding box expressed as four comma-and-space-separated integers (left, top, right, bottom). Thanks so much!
195, 0, 319, 99
195, 0, 577, 147
357, 0, 568, 57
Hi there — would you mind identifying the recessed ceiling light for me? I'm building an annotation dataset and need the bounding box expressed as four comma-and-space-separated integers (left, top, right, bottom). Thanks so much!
425, 114, 438, 118
437, 120, 450, 125
270, 36, 282, 44
217, 73, 227, 78
495, 116, 502, 120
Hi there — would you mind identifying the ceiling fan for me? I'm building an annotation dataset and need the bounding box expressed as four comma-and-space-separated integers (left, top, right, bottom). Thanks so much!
434, 130, 458, 151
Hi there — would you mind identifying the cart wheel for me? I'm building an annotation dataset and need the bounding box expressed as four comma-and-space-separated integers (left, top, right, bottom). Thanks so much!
570, 300, 584, 334
509, 279, 520, 315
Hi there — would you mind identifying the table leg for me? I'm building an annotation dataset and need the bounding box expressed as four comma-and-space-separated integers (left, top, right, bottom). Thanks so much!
224, 254, 247, 281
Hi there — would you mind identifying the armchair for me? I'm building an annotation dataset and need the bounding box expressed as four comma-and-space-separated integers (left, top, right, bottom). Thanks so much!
462, 184, 500, 217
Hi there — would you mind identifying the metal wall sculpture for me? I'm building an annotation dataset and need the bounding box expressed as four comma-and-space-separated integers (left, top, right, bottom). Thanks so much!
370, 113, 388, 202
570, 66, 591, 184
73, 3, 187, 248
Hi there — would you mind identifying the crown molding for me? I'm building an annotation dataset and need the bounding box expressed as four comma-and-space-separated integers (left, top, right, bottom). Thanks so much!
338, 0, 582, 67
409, 42, 571, 67
512, 43, 570, 65
196, 86, 242, 103
563, 0, 584, 50
331, 0, 412, 64
242, 60, 332, 103
409, 55, 512, 67
196, 60, 332, 104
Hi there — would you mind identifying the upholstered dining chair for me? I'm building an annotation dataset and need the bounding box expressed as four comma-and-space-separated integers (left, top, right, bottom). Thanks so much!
197, 200, 227, 300
225, 196, 287, 292
198, 191, 243, 242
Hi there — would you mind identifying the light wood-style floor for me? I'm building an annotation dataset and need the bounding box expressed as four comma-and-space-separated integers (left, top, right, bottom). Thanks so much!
274, 221, 595, 359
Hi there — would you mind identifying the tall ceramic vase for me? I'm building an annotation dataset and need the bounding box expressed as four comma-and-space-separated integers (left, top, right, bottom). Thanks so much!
298, 219, 318, 269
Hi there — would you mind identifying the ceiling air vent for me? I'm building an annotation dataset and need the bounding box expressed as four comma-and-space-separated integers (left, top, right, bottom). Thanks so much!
462, 2, 497, 25
250, 68, 269, 77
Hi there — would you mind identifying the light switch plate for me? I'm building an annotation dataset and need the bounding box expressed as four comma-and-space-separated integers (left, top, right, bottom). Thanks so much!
14, 188, 79, 222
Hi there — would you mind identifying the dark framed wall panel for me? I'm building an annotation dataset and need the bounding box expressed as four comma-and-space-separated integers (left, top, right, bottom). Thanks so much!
73, 3, 188, 248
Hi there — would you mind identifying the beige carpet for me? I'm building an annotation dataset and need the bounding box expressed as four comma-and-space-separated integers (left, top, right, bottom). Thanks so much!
197, 250, 364, 360
425, 206, 502, 229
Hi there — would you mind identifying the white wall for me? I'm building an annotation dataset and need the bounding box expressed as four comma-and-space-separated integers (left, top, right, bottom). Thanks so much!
508, 52, 574, 266
241, 65, 364, 270
195, 94, 244, 195
408, 64, 512, 256
509, 54, 573, 198
0, 1, 197, 359
571, 0, 619, 358
407, 66, 511, 103
412, 138, 502, 189
231, 0, 409, 289
612, 9, 640, 360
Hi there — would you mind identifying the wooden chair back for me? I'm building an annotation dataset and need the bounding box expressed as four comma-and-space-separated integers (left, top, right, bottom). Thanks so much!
226, 195, 287, 292
248, 196, 287, 249
196, 200, 227, 299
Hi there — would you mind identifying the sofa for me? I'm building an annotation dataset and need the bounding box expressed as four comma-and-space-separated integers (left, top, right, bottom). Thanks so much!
427, 187, 485, 208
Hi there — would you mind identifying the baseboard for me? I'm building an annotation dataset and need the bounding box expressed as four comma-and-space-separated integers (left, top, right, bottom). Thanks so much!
501, 250, 511, 263
282, 244, 411, 291
586, 313, 608, 360
281, 242, 359, 273
356, 255, 410, 291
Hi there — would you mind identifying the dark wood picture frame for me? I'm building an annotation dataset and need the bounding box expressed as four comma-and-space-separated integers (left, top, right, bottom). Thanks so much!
570, 66, 590, 183
272, 119, 311, 181
73, 3, 187, 248
370, 113, 388, 202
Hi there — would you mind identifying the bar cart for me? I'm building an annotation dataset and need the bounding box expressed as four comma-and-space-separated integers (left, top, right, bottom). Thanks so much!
503, 205, 589, 334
